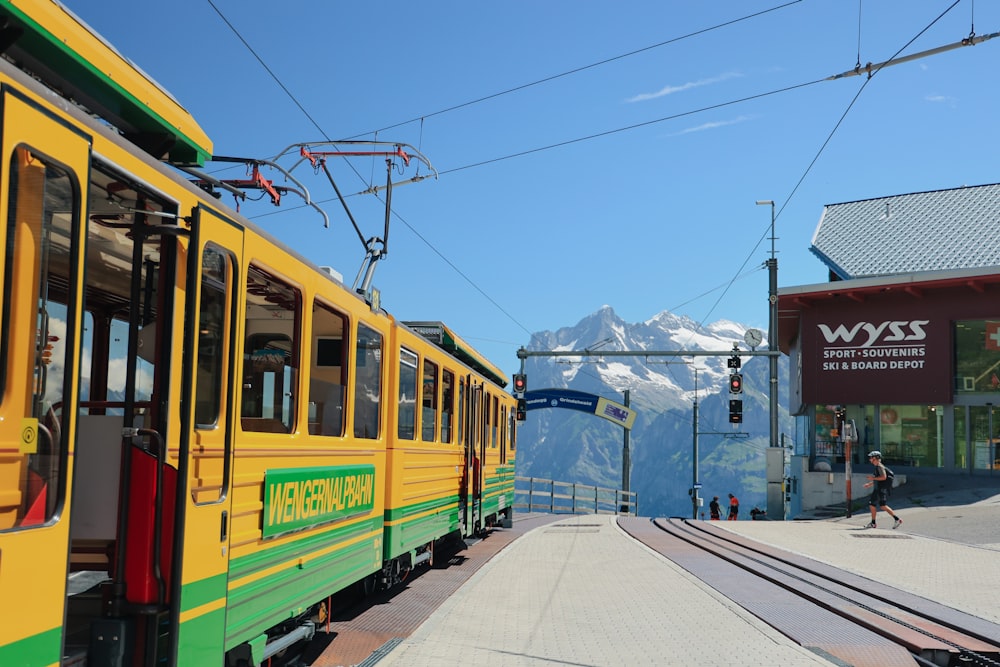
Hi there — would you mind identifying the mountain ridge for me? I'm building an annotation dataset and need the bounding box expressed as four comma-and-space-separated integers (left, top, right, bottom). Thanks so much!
515, 305, 790, 518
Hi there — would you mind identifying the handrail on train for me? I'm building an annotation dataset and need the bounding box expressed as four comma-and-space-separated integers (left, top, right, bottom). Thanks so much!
514, 476, 638, 517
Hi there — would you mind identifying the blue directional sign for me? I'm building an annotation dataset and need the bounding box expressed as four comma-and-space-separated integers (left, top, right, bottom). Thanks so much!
523, 389, 636, 429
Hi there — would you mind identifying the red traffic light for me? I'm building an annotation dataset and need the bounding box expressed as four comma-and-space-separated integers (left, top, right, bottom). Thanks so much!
513, 373, 527, 393
728, 373, 743, 394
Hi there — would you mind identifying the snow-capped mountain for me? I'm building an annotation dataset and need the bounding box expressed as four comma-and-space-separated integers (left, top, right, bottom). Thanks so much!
516, 305, 790, 519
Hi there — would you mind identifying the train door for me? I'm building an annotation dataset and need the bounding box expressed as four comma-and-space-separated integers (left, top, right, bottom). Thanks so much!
170, 206, 240, 665
0, 93, 89, 667
461, 376, 484, 535
73, 161, 188, 665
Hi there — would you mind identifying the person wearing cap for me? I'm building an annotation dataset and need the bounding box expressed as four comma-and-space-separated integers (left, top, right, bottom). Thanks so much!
862, 451, 902, 529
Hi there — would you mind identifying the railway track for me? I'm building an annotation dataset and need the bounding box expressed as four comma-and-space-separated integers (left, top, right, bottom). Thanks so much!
619, 516, 1000, 667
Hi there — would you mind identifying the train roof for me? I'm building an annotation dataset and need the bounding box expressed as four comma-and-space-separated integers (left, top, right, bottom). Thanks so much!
0, 0, 212, 166
403, 322, 508, 389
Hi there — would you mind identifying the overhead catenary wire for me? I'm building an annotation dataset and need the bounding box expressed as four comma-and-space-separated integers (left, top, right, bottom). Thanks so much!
201, 0, 809, 354
828, 28, 999, 80
352, 0, 806, 138
193, 0, 801, 360
206, 0, 990, 362
687, 0, 971, 344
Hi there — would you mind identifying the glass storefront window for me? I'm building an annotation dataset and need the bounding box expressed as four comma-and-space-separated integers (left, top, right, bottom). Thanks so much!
953, 406, 968, 470
814, 405, 837, 461
810, 404, 875, 465
876, 404, 943, 468
793, 414, 809, 457
811, 404, 944, 469
954, 320, 1000, 393
968, 405, 1000, 471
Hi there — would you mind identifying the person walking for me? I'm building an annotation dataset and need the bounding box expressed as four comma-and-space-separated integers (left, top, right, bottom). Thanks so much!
863, 450, 902, 529
727, 493, 739, 520
709, 496, 722, 520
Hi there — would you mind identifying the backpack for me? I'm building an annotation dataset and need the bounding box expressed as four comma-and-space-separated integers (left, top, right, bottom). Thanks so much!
881, 466, 895, 491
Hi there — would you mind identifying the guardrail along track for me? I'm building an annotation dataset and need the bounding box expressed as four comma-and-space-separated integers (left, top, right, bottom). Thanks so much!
618, 517, 1000, 667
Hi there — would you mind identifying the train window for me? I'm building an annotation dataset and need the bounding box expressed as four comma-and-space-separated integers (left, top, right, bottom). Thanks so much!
421, 359, 438, 441
396, 347, 417, 440
483, 390, 489, 445
457, 377, 466, 445
353, 323, 382, 439
506, 405, 512, 459
81, 162, 165, 420
501, 405, 508, 462
509, 408, 516, 451
308, 300, 348, 436
1, 148, 77, 530
481, 389, 490, 446
241, 265, 300, 433
195, 245, 231, 427
107, 317, 154, 409
441, 370, 454, 443
492, 394, 499, 448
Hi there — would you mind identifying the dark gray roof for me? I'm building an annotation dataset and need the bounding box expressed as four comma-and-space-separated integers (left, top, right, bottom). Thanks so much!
810, 183, 1000, 279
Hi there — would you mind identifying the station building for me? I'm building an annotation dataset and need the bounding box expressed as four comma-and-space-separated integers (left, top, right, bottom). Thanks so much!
777, 182, 1000, 515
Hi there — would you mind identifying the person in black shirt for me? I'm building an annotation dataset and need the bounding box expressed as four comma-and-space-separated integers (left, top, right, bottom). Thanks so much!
863, 450, 902, 529
709, 496, 721, 520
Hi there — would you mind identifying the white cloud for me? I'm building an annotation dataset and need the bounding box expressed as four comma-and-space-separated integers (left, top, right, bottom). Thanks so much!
924, 95, 958, 109
676, 115, 753, 135
626, 72, 742, 103
925, 94, 956, 106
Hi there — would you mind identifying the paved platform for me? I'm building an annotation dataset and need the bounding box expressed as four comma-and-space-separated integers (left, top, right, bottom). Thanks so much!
370, 486, 1000, 666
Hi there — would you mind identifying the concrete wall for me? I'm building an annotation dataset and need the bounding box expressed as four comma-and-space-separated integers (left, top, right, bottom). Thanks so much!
791, 455, 905, 514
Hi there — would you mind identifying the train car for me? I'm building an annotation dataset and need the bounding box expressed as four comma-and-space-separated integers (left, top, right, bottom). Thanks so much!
400, 322, 516, 536
383, 321, 514, 587
0, 2, 515, 666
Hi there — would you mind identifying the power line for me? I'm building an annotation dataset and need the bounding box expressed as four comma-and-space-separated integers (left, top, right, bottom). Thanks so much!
197, 0, 822, 358
503, 1, 972, 418
687, 0, 966, 340
207, 0, 975, 363
354, 1, 805, 138
440, 78, 825, 176
205, 0, 330, 141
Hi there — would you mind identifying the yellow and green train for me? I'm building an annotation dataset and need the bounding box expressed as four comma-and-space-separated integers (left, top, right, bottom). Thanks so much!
0, 2, 516, 665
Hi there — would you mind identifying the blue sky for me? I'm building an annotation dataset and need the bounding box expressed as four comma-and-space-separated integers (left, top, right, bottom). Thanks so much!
63, 1, 1000, 378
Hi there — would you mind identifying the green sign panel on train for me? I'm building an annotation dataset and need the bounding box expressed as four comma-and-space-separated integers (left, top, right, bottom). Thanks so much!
263, 465, 376, 537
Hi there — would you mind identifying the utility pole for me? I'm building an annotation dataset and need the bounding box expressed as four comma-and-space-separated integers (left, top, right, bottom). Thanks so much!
757, 199, 779, 451
691, 370, 700, 520
758, 199, 784, 520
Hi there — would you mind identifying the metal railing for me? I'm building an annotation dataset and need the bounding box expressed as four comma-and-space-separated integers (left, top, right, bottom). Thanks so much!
514, 476, 637, 516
